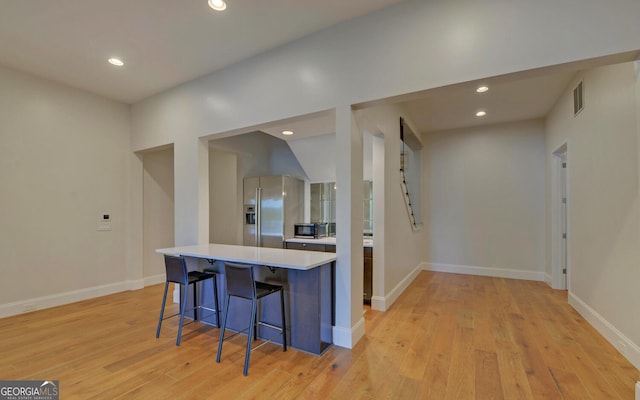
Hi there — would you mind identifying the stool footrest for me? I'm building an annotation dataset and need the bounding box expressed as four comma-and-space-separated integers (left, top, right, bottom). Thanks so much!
258, 321, 284, 331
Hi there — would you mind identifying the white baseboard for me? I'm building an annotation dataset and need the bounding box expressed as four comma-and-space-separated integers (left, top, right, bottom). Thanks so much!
371, 262, 424, 311
332, 316, 365, 349
569, 291, 640, 371
0, 280, 140, 319
636, 381, 640, 400
127, 279, 145, 291
144, 273, 165, 287
370, 295, 385, 311
424, 262, 545, 282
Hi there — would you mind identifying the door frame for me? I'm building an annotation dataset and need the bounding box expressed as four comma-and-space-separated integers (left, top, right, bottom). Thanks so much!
551, 142, 569, 290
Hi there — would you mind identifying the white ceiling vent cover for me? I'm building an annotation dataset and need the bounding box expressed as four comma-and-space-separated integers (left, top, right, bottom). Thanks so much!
573, 81, 584, 116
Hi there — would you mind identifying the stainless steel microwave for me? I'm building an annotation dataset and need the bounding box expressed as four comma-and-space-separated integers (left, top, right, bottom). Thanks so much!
294, 223, 328, 239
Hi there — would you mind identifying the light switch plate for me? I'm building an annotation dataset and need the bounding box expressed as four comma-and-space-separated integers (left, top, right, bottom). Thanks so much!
98, 212, 112, 231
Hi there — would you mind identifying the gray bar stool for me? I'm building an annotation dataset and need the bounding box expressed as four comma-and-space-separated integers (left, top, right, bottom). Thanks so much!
156, 254, 220, 346
216, 262, 287, 376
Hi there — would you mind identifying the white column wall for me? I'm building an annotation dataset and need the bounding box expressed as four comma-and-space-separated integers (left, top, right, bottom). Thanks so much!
127, 152, 144, 289
372, 135, 385, 306
334, 106, 364, 347
197, 138, 210, 244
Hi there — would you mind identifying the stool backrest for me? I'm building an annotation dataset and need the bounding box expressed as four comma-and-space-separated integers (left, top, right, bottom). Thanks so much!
224, 262, 256, 300
164, 255, 189, 285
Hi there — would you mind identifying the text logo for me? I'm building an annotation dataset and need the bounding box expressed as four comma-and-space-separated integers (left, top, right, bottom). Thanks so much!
0, 380, 58, 400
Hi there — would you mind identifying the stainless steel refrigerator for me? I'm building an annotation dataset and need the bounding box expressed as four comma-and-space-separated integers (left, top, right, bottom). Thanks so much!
243, 176, 304, 248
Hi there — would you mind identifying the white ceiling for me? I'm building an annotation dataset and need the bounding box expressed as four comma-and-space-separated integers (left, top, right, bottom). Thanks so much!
0, 0, 404, 103
257, 51, 636, 139
1, 1, 634, 137
257, 70, 577, 140
400, 71, 576, 133
260, 110, 337, 141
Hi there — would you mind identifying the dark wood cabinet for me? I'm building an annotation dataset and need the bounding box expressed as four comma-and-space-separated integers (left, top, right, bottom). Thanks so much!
285, 242, 327, 252
363, 247, 373, 304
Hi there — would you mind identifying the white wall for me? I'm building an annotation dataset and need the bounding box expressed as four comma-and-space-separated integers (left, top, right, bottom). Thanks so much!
287, 131, 372, 182
143, 147, 174, 282
546, 61, 640, 369
132, 0, 640, 152
130, 0, 640, 345
209, 131, 306, 179
287, 134, 336, 183
425, 120, 546, 280
0, 65, 131, 316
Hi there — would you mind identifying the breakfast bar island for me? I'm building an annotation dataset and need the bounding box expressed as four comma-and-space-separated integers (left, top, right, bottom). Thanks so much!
156, 244, 336, 355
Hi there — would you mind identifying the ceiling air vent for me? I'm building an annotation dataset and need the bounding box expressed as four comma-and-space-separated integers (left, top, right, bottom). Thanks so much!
573, 81, 584, 116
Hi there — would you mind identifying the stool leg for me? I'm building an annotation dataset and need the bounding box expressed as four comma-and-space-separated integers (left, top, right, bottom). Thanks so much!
244, 299, 257, 376
193, 281, 198, 321
280, 289, 287, 352
216, 294, 231, 363
212, 276, 220, 327
253, 301, 258, 341
176, 283, 189, 346
156, 281, 170, 338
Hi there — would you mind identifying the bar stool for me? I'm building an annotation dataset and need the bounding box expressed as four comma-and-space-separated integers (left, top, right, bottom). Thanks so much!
216, 262, 287, 376
156, 254, 220, 346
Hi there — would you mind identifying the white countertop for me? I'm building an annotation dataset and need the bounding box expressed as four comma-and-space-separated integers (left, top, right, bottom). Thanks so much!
286, 237, 373, 248
156, 243, 336, 271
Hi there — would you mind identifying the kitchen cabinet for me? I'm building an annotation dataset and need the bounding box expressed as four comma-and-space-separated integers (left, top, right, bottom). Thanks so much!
285, 240, 371, 304
285, 242, 328, 252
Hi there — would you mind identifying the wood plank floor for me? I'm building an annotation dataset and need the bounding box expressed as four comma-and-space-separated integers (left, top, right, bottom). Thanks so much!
0, 271, 637, 399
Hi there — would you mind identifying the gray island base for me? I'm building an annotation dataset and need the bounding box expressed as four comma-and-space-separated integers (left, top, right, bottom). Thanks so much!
156, 244, 336, 355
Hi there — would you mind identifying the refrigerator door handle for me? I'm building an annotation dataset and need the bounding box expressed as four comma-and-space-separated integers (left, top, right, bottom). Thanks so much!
256, 187, 262, 247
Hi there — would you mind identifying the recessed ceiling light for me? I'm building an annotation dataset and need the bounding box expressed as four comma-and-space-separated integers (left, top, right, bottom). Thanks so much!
282, 130, 294, 136
208, 0, 227, 11
108, 58, 124, 67
476, 110, 487, 117
476, 86, 489, 93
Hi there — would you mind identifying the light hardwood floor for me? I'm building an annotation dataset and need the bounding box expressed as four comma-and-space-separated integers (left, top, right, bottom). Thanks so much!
0, 271, 637, 399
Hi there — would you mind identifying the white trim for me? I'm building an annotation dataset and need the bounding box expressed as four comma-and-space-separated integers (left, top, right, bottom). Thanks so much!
635, 381, 640, 400
0, 281, 137, 319
569, 291, 640, 370
425, 262, 545, 282
144, 273, 165, 287
371, 262, 423, 311
332, 316, 365, 349
544, 272, 553, 287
